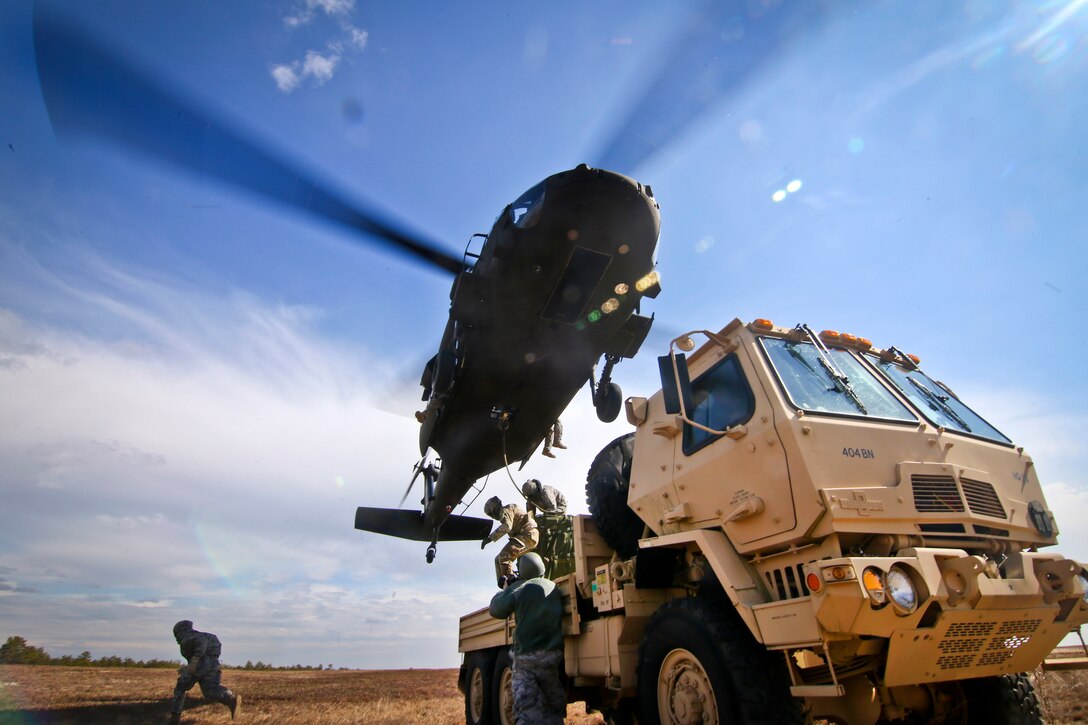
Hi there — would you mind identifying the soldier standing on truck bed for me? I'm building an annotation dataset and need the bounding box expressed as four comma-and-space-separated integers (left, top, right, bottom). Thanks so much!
521, 479, 574, 579
489, 552, 565, 725
168, 620, 240, 724
482, 496, 539, 588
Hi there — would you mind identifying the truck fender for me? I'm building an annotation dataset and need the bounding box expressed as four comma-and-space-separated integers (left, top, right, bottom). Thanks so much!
639, 528, 767, 642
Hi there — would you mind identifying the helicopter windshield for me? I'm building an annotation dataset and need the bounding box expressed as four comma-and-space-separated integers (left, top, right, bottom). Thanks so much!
508, 181, 546, 228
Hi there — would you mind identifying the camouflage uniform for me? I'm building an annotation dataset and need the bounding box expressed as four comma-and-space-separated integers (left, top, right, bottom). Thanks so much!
522, 481, 574, 579
170, 620, 239, 721
511, 650, 565, 725
489, 553, 566, 725
484, 498, 539, 583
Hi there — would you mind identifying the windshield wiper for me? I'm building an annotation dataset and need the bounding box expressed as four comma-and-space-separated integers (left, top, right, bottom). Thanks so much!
908, 376, 970, 431
796, 325, 867, 414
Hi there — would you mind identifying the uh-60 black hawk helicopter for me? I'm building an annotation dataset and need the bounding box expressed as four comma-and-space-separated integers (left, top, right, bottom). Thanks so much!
355, 165, 661, 561
33, 8, 662, 563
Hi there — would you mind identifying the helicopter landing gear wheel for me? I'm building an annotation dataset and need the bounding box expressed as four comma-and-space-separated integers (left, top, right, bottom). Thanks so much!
594, 381, 623, 422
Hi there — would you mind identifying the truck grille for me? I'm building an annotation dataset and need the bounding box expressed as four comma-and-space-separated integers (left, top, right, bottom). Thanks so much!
912, 475, 965, 512
961, 478, 1007, 519
936, 619, 1041, 671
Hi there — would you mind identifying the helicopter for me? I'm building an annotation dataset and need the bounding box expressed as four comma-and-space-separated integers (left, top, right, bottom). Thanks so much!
355, 164, 661, 561
32, 7, 662, 563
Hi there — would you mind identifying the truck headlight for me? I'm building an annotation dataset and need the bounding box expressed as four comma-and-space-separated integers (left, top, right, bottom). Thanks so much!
886, 566, 919, 615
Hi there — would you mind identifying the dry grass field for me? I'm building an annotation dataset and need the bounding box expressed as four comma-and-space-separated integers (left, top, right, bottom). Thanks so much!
2, 656, 1086, 724
0, 665, 603, 724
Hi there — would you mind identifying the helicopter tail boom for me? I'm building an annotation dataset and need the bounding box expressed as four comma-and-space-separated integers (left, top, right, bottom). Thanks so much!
354, 506, 491, 542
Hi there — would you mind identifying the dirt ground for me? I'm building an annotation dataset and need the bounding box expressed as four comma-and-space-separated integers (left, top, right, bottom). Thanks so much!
2, 659, 1086, 724
0, 666, 602, 725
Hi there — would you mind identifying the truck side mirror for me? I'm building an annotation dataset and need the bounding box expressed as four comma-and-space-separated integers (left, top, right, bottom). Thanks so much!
658, 353, 693, 416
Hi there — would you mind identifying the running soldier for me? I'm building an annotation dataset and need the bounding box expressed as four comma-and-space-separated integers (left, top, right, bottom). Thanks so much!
521, 479, 575, 579
481, 496, 539, 588
169, 620, 240, 724
489, 552, 566, 724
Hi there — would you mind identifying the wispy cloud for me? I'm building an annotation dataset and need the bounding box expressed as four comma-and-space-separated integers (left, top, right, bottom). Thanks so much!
272, 0, 369, 93
0, 240, 631, 666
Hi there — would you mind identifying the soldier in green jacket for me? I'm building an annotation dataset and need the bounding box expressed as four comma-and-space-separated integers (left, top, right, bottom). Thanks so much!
489, 553, 565, 724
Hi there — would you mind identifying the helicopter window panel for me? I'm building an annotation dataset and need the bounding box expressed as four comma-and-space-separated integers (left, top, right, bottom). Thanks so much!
761, 338, 916, 422
541, 248, 611, 324
509, 181, 546, 228
869, 357, 1011, 444
682, 355, 755, 455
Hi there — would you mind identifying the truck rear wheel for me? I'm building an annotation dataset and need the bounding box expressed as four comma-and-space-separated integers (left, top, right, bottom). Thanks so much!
638, 598, 801, 725
464, 650, 497, 725
586, 433, 644, 558
491, 646, 515, 725
960, 673, 1042, 724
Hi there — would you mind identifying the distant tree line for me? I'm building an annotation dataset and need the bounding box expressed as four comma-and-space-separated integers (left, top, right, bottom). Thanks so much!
0, 636, 180, 668
1, 636, 339, 670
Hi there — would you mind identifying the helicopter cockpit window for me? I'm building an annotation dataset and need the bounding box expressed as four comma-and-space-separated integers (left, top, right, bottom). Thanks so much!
509, 181, 546, 229
682, 355, 755, 455
761, 338, 916, 422
868, 357, 1011, 444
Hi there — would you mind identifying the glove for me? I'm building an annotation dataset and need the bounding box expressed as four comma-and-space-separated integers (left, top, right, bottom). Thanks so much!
481, 537, 490, 549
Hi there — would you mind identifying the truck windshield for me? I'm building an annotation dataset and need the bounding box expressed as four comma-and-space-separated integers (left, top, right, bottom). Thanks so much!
761, 338, 916, 421
868, 358, 1011, 444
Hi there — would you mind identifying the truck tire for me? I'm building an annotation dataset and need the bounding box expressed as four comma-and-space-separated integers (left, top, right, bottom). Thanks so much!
586, 433, 644, 559
491, 646, 515, 725
638, 597, 802, 725
464, 650, 497, 725
960, 673, 1043, 724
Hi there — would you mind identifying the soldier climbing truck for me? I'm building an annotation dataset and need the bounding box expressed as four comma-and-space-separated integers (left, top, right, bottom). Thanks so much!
457, 317, 1088, 724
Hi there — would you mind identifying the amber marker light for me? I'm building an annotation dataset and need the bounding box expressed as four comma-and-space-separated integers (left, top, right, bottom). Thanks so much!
614, 283, 629, 295
820, 330, 841, 343
863, 567, 888, 607
908, 353, 921, 364
635, 271, 660, 292
752, 318, 774, 330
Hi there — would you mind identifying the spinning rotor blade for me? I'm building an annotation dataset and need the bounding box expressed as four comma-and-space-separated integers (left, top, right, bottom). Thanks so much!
32, 7, 462, 276
594, 0, 828, 175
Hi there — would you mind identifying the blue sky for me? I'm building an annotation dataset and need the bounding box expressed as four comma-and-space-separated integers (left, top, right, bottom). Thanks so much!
1, 0, 1087, 669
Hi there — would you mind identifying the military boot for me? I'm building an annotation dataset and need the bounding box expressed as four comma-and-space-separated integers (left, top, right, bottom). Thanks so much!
167, 712, 181, 725
226, 692, 241, 720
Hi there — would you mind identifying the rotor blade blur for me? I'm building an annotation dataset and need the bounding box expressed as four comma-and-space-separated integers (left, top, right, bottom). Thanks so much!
594, 1, 828, 175
32, 7, 462, 276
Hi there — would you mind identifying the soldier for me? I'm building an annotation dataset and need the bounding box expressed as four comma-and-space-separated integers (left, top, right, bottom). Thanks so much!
521, 479, 575, 578
481, 496, 539, 588
488, 552, 566, 724
540, 420, 566, 458
169, 620, 240, 724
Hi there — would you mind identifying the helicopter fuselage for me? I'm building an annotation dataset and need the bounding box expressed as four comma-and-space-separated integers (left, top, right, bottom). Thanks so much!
419, 164, 661, 531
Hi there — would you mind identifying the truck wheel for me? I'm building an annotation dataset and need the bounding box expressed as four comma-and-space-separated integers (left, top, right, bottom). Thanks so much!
491, 647, 515, 725
960, 674, 1042, 724
638, 598, 801, 725
586, 433, 644, 559
464, 650, 497, 725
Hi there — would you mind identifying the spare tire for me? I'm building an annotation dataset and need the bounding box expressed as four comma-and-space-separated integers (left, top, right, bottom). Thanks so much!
586, 433, 644, 558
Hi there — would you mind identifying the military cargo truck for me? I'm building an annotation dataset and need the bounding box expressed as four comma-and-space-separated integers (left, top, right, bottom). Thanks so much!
457, 318, 1088, 724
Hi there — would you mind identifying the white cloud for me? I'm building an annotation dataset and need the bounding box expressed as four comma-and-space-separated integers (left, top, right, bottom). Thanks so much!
270, 63, 301, 93
301, 51, 339, 84
273, 1, 366, 93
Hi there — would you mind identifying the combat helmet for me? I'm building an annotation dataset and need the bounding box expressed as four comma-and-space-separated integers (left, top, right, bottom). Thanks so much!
484, 496, 502, 518
517, 552, 545, 580
521, 479, 543, 499
173, 620, 193, 638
